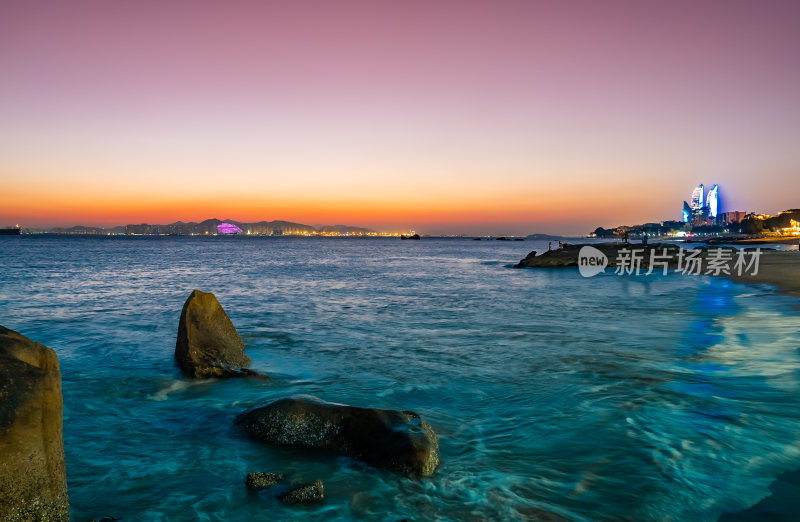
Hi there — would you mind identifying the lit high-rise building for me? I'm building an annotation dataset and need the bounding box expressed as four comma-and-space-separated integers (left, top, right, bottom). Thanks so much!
682, 183, 721, 223
706, 184, 719, 218
690, 184, 704, 210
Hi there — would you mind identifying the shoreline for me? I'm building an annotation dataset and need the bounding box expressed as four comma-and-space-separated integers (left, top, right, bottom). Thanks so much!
691, 236, 800, 246
515, 242, 800, 298
724, 250, 800, 298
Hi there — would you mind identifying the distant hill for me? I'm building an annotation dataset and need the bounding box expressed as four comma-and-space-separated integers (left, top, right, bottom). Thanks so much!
313, 224, 375, 235
26, 219, 375, 236
125, 218, 331, 235
25, 225, 126, 235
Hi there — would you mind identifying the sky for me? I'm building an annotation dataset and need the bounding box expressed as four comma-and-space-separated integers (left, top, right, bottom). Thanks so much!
1, 0, 799, 235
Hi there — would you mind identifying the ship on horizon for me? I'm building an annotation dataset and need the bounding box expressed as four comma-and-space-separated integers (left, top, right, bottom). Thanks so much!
0, 224, 21, 236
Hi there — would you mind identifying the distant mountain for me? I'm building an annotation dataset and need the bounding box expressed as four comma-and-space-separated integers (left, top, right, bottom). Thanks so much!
124, 218, 329, 235
313, 224, 375, 235
25, 218, 376, 236
25, 225, 126, 235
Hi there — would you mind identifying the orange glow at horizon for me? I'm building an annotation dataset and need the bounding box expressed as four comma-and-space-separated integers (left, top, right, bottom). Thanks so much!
2, 178, 661, 234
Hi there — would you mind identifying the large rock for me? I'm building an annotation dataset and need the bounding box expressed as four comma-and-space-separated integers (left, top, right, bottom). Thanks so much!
234, 397, 440, 477
0, 326, 69, 521
175, 290, 253, 378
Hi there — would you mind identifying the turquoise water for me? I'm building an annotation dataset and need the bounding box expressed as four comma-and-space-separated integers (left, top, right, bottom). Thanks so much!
1, 236, 799, 521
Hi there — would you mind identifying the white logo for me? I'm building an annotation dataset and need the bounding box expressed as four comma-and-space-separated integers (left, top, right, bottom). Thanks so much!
579, 246, 608, 277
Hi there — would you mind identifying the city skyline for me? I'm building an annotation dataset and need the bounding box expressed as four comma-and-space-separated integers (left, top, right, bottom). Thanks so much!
2, 1, 800, 235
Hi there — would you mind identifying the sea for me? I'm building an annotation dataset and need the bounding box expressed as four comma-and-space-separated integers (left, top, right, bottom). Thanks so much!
1, 235, 799, 521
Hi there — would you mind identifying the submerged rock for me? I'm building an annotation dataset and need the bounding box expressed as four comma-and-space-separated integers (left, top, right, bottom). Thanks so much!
719, 468, 800, 521
234, 397, 440, 477
279, 480, 325, 505
0, 326, 69, 522
174, 289, 253, 378
245, 472, 284, 490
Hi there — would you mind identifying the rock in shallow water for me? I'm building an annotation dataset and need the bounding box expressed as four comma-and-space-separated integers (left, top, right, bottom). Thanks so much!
280, 480, 325, 505
0, 325, 69, 522
174, 289, 254, 378
234, 397, 440, 477
245, 472, 284, 490
514, 242, 684, 268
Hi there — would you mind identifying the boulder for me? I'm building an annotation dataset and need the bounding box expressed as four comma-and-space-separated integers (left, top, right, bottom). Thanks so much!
175, 290, 253, 378
280, 480, 324, 505
245, 472, 284, 490
234, 397, 439, 477
0, 326, 69, 521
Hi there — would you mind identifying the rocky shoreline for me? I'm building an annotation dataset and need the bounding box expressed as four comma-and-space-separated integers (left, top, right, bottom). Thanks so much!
1, 290, 440, 519
512, 241, 756, 269
514, 242, 680, 268
515, 242, 800, 297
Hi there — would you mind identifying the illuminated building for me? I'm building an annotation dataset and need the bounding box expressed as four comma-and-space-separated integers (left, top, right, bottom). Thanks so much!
217, 222, 243, 234
682, 202, 692, 223
690, 184, 704, 211
682, 183, 721, 224
705, 184, 718, 218
781, 219, 800, 236
719, 211, 746, 225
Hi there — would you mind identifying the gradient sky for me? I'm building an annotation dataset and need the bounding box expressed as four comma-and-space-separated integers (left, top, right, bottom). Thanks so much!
2, 0, 799, 235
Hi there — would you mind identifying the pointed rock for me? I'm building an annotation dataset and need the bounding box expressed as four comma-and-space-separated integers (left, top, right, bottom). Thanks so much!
175, 290, 253, 378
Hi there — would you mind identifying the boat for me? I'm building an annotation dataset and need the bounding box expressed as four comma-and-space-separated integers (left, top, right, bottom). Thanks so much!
400, 233, 420, 240
0, 225, 21, 236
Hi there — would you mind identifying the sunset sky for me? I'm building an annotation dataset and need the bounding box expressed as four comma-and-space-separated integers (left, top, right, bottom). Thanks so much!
2, 0, 799, 235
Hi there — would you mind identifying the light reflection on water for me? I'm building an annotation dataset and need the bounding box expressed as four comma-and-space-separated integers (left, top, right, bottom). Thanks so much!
1, 236, 799, 521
